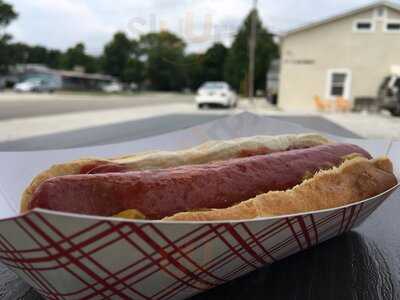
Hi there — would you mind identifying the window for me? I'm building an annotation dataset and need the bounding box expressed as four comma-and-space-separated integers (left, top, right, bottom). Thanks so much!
354, 20, 374, 32
385, 21, 400, 32
327, 70, 351, 99
330, 74, 346, 96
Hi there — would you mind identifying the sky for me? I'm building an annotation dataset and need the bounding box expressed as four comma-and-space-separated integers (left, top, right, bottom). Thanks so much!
5, 0, 399, 55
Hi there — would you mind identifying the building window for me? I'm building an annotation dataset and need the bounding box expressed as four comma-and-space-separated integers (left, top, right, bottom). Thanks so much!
354, 20, 374, 32
385, 21, 400, 32
327, 70, 351, 99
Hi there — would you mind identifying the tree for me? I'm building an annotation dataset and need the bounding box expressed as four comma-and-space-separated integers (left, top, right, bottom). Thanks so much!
102, 32, 144, 83
59, 43, 100, 73
183, 53, 205, 91
83, 55, 101, 74
122, 58, 144, 85
7, 42, 28, 65
26, 45, 48, 64
224, 9, 279, 94
0, 0, 17, 73
102, 32, 133, 80
202, 42, 227, 82
182, 43, 227, 91
46, 49, 63, 69
62, 43, 86, 70
0, 34, 12, 73
0, 0, 16, 27
140, 31, 186, 91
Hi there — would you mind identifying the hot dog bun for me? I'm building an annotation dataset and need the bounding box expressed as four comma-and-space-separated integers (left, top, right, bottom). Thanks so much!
21, 133, 330, 213
27, 143, 371, 219
164, 157, 397, 221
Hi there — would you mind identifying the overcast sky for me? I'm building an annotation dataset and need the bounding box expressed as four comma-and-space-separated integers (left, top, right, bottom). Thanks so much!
5, 0, 399, 54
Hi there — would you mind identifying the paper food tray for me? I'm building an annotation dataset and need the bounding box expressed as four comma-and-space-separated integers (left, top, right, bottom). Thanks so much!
0, 112, 398, 300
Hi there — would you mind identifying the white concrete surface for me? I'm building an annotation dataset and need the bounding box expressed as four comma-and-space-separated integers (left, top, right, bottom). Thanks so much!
325, 111, 400, 139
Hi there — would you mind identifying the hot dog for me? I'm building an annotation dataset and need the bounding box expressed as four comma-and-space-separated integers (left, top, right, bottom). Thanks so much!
21, 134, 398, 221
165, 156, 397, 221
21, 133, 330, 212
29, 143, 371, 219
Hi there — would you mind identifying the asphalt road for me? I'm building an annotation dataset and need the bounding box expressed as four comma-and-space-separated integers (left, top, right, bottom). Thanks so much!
0, 114, 358, 151
0, 92, 193, 120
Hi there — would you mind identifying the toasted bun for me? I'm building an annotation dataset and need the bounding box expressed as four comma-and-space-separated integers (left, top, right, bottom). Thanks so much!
164, 157, 397, 221
21, 133, 330, 212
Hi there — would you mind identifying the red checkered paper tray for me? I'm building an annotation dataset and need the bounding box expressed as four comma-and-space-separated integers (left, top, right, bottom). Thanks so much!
0, 113, 398, 300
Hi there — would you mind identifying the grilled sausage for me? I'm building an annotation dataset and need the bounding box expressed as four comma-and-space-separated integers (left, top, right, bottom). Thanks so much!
29, 143, 371, 219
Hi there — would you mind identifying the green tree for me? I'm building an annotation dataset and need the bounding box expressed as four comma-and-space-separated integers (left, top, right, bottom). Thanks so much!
62, 43, 86, 70
46, 49, 63, 69
224, 9, 279, 94
0, 0, 16, 27
7, 42, 28, 65
122, 58, 144, 85
202, 42, 227, 82
102, 32, 143, 83
26, 45, 48, 64
83, 55, 101, 74
102, 32, 132, 79
183, 53, 205, 91
7, 43, 68, 70
140, 31, 186, 91
0, 0, 17, 73
60, 43, 99, 73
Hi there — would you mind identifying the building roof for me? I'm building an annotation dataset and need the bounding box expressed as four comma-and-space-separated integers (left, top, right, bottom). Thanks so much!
284, 1, 400, 37
57, 70, 114, 81
15, 64, 114, 81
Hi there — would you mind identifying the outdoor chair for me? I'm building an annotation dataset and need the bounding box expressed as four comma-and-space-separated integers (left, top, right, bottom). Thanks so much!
335, 97, 351, 112
314, 95, 332, 112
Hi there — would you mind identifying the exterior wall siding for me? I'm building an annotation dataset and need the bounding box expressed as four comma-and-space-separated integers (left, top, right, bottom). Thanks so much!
279, 6, 400, 110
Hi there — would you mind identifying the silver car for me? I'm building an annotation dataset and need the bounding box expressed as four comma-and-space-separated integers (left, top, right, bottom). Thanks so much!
14, 78, 55, 93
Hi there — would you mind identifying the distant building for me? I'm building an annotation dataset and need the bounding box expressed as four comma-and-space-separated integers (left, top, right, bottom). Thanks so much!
9, 64, 114, 91
278, 1, 400, 110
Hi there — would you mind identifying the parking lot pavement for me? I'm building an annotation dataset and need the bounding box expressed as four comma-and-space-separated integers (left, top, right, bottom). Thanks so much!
0, 94, 273, 143
0, 114, 359, 151
0, 91, 193, 120
0, 92, 399, 145
0, 102, 197, 142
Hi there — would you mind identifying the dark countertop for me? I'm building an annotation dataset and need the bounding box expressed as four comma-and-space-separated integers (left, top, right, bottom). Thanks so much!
1, 113, 398, 300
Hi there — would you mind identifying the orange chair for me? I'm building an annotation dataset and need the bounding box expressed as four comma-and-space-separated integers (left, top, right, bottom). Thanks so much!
335, 97, 351, 112
314, 96, 332, 112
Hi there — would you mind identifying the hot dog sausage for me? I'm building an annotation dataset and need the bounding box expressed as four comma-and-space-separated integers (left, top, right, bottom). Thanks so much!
29, 143, 371, 219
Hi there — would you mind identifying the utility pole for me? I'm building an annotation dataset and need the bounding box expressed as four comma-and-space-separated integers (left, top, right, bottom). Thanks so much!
248, 0, 258, 104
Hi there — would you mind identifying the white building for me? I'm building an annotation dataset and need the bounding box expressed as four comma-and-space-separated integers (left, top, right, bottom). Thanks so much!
278, 1, 400, 110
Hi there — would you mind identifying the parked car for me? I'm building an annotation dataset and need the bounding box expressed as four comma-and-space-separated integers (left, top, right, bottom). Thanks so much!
14, 78, 55, 93
377, 75, 400, 116
129, 82, 139, 91
102, 82, 123, 93
195, 82, 238, 109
